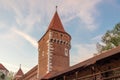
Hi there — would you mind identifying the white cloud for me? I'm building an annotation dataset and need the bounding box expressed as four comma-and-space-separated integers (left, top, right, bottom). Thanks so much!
0, 0, 22, 17
0, 0, 41, 32
0, 22, 7, 29
38, 0, 103, 31
0, 22, 15, 39
92, 34, 103, 41
91, 34, 107, 46
59, 0, 102, 31
0, 61, 29, 73
0, 0, 102, 31
0, 0, 103, 72
70, 43, 97, 65
12, 28, 38, 48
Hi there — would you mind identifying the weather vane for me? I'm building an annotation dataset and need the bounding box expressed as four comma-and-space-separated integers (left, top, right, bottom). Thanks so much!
56, 6, 58, 11
20, 64, 21, 68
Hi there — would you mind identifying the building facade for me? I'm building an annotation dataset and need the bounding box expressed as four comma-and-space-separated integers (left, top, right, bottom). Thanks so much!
42, 46, 120, 80
38, 11, 71, 79
14, 67, 24, 80
16, 9, 120, 80
18, 9, 71, 80
0, 63, 9, 80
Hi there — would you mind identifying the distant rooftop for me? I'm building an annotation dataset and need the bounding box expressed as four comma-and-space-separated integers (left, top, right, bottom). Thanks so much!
0, 63, 8, 71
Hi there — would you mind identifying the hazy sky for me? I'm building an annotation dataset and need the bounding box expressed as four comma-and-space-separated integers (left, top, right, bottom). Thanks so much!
0, 0, 120, 73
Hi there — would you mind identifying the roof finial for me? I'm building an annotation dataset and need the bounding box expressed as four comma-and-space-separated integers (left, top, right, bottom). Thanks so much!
20, 64, 21, 69
56, 6, 58, 11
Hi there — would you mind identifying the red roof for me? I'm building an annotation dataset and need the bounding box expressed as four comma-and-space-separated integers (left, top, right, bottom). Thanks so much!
38, 10, 71, 43
15, 68, 24, 76
23, 65, 37, 77
42, 73, 52, 79
42, 46, 120, 79
0, 63, 8, 71
47, 11, 66, 33
42, 72, 56, 79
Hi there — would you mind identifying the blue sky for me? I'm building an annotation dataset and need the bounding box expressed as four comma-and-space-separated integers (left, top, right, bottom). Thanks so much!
0, 0, 120, 73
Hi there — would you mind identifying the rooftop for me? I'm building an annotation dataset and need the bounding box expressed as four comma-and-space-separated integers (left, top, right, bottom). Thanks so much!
47, 11, 66, 33
0, 63, 8, 71
42, 46, 120, 79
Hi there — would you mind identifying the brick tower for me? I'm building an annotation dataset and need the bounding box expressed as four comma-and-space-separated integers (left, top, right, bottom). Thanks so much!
38, 9, 71, 78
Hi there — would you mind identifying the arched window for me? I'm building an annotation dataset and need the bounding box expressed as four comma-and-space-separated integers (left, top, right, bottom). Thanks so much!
50, 39, 53, 42
54, 39, 56, 43
65, 48, 68, 56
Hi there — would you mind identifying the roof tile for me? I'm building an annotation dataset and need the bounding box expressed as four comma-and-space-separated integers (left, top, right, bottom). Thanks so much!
0, 63, 8, 71
15, 68, 24, 76
47, 11, 65, 32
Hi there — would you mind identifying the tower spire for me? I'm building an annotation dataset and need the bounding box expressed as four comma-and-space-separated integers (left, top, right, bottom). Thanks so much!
47, 7, 66, 33
56, 6, 58, 11
20, 64, 21, 69
38, 6, 71, 78
14, 65, 24, 80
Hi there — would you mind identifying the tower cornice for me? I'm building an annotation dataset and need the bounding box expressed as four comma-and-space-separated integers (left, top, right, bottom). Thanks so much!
38, 29, 71, 43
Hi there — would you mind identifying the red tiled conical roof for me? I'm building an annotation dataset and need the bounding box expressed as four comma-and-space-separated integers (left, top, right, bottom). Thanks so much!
0, 63, 8, 71
15, 68, 24, 76
47, 11, 66, 32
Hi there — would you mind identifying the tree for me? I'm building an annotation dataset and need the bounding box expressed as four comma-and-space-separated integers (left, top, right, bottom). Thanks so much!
97, 22, 120, 52
1, 74, 5, 79
6, 71, 14, 80
0, 71, 14, 80
0, 71, 5, 80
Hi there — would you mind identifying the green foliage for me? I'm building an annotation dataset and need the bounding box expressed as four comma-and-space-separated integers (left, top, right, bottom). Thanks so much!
1, 74, 5, 79
98, 22, 120, 52
0, 71, 14, 80
6, 71, 14, 80
0, 71, 5, 80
